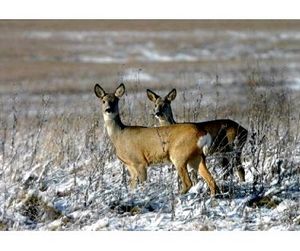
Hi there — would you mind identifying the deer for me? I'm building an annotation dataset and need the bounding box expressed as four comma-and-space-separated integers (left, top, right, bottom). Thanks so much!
146, 88, 248, 182
94, 83, 220, 196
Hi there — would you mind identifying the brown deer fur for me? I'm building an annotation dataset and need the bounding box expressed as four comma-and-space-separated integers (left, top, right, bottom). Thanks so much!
94, 83, 219, 195
147, 88, 248, 182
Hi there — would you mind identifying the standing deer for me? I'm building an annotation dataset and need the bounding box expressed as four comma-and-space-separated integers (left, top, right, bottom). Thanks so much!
146, 88, 248, 182
94, 83, 220, 196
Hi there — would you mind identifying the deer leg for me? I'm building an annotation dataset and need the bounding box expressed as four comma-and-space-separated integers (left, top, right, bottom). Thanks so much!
198, 154, 219, 196
235, 152, 245, 182
126, 165, 139, 189
235, 128, 247, 182
173, 161, 192, 194
225, 128, 245, 182
136, 164, 147, 184
187, 160, 199, 186
190, 167, 199, 186
221, 157, 232, 180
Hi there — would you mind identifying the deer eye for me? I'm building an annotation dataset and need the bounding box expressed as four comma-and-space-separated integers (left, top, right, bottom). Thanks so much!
102, 100, 105, 104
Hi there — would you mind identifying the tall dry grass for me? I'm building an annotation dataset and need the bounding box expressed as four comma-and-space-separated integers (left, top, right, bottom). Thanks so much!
0, 67, 300, 229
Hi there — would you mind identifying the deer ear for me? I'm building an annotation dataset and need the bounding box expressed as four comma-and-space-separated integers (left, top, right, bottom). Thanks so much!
94, 84, 106, 98
115, 83, 125, 98
146, 89, 160, 103
165, 88, 177, 102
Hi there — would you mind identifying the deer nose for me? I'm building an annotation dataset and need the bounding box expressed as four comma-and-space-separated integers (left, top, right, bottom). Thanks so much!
105, 108, 113, 113
155, 111, 162, 117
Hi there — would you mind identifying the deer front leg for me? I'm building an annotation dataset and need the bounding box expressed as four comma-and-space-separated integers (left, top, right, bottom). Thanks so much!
136, 164, 147, 184
126, 164, 147, 189
126, 165, 139, 189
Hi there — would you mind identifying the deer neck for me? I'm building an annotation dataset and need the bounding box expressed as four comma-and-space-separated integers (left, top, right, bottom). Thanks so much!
159, 110, 176, 126
159, 119, 172, 126
168, 113, 176, 124
103, 113, 125, 141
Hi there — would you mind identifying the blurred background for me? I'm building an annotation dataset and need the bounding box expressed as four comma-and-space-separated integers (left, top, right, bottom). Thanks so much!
1, 20, 300, 123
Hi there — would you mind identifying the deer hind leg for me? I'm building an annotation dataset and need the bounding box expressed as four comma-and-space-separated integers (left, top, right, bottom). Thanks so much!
188, 164, 199, 186
231, 142, 246, 182
172, 160, 192, 194
221, 145, 234, 181
226, 128, 245, 182
198, 154, 219, 196
236, 128, 248, 182
221, 155, 231, 180
235, 152, 245, 182
187, 159, 200, 185
223, 146, 245, 182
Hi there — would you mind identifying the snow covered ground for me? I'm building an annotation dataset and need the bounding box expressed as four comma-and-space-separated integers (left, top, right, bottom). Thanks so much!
0, 122, 299, 230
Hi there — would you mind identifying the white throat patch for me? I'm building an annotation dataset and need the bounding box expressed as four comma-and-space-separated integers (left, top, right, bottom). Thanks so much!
103, 112, 117, 122
103, 112, 118, 137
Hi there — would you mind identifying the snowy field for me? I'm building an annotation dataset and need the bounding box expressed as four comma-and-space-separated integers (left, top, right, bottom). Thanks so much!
0, 20, 300, 231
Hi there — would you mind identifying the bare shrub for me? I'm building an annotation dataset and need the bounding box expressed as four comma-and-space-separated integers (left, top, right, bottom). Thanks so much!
18, 191, 62, 223
244, 68, 297, 188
